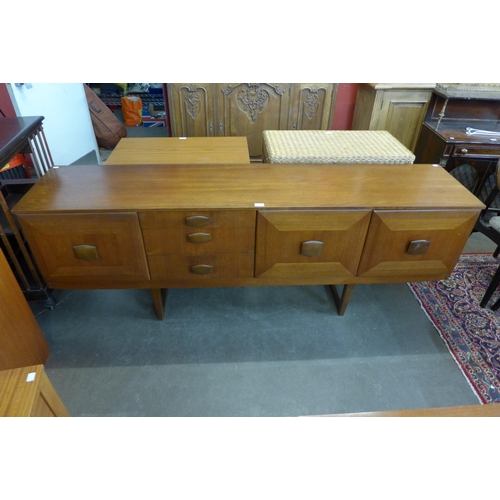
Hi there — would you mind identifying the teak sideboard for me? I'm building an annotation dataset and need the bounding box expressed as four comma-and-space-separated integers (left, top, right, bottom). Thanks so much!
12, 163, 484, 320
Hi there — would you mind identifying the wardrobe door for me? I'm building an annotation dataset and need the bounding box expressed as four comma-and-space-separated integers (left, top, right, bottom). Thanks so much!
288, 83, 338, 131
167, 83, 216, 137
216, 83, 291, 156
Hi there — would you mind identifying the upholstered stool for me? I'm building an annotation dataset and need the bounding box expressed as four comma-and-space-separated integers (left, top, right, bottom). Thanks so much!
262, 130, 415, 164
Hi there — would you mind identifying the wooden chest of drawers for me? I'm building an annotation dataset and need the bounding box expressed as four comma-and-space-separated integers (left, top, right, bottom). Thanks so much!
12, 163, 484, 319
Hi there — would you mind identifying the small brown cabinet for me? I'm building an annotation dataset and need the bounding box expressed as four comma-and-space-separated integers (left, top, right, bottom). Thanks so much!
351, 83, 435, 151
167, 83, 338, 157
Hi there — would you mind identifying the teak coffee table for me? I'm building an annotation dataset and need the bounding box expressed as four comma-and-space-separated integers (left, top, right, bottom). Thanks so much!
106, 137, 250, 165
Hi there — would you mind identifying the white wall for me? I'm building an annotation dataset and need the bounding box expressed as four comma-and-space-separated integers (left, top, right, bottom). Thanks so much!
7, 83, 99, 165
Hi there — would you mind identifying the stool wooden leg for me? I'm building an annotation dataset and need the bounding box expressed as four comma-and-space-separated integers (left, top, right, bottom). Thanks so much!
480, 264, 500, 308
151, 288, 167, 320
330, 284, 355, 316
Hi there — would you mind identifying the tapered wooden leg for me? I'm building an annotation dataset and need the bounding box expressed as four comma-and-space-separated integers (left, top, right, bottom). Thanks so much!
151, 288, 167, 320
330, 284, 355, 316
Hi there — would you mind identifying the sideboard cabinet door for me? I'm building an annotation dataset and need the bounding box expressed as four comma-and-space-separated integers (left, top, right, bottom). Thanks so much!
356, 210, 479, 281
255, 210, 371, 279
16, 213, 150, 286
167, 83, 216, 137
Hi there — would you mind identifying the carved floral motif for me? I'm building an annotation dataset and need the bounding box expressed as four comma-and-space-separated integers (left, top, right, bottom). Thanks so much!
237, 85, 269, 123
222, 84, 285, 124
303, 87, 322, 121
183, 85, 201, 119
305, 93, 319, 120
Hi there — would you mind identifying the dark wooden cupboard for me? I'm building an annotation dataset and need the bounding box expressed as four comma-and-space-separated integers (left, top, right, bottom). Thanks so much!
414, 84, 500, 201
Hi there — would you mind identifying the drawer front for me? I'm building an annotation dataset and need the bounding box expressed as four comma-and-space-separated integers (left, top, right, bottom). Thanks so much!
255, 210, 371, 279
148, 253, 255, 280
357, 210, 479, 280
17, 213, 150, 285
451, 144, 500, 159
139, 210, 255, 255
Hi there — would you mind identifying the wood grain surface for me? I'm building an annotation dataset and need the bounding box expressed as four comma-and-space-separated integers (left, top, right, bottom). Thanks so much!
12, 163, 484, 213
105, 137, 250, 165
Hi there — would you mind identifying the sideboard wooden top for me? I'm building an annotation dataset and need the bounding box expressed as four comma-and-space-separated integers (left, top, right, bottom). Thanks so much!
12, 163, 484, 213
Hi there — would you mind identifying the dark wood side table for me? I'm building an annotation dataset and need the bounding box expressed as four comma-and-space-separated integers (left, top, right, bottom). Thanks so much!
414, 84, 500, 202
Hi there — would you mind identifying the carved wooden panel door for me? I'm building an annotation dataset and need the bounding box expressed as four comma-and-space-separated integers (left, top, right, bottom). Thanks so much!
288, 83, 338, 131
216, 83, 292, 157
167, 83, 216, 137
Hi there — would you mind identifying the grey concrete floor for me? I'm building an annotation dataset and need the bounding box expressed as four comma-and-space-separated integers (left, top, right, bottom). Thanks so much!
30, 232, 496, 417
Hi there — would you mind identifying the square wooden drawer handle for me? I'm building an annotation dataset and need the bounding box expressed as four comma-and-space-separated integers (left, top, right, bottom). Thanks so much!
185, 215, 211, 227
73, 244, 98, 260
300, 240, 324, 257
407, 240, 431, 255
190, 264, 213, 274
187, 232, 211, 243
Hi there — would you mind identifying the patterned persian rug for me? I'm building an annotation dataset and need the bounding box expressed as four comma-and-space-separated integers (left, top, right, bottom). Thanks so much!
408, 253, 500, 403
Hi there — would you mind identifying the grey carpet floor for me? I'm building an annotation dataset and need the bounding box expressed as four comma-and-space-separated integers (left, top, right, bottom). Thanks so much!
30, 233, 496, 417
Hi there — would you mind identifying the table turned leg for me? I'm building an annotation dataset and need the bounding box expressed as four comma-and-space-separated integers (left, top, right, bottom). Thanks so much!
151, 288, 167, 320
330, 284, 355, 316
